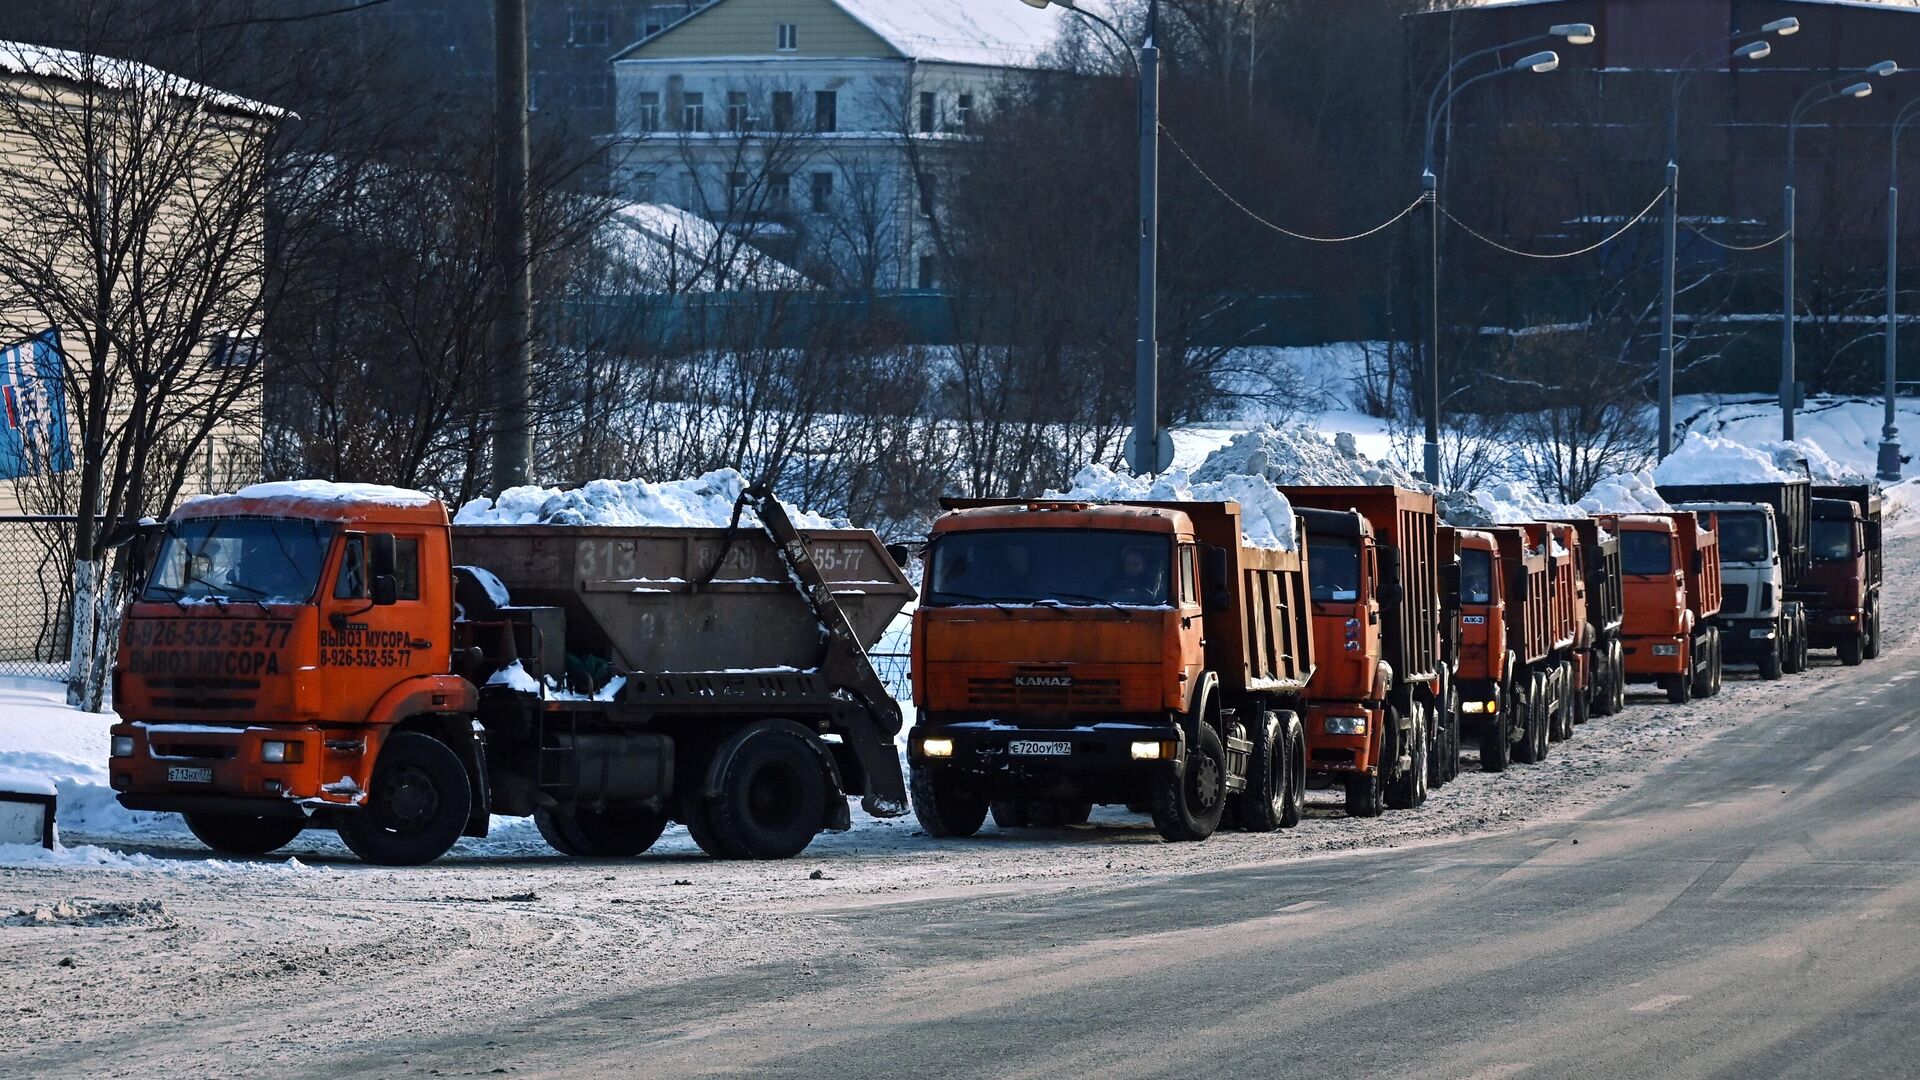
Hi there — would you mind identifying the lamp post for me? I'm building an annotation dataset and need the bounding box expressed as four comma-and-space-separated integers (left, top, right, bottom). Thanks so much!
1419, 26, 1590, 485
1783, 63, 1895, 443
1021, 0, 1167, 476
1656, 19, 1799, 461
1880, 99, 1920, 481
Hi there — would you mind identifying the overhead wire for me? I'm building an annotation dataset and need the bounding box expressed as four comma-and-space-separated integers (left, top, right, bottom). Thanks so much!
1160, 124, 1424, 244
1687, 227, 1790, 252
1441, 187, 1671, 260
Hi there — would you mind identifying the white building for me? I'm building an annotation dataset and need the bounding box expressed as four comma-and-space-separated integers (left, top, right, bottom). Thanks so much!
608, 0, 1085, 292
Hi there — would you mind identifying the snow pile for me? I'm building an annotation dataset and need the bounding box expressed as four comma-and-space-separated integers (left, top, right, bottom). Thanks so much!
0, 678, 192, 844
455, 468, 842, 529
0, 764, 55, 797
1653, 433, 1794, 486
1751, 439, 1869, 484
1192, 425, 1427, 490
1438, 482, 1586, 528
1047, 465, 1298, 552
231, 479, 437, 506
1580, 471, 1671, 514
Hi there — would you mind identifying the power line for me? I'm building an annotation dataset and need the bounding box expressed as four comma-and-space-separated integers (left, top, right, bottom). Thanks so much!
1688, 227, 1789, 252
1442, 187, 1669, 260
1160, 123, 1423, 244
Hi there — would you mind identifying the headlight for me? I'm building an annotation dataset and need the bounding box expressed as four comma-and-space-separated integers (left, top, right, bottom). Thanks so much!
1131, 740, 1177, 760
1324, 716, 1368, 736
111, 735, 135, 758
1652, 644, 1679, 657
1462, 701, 1484, 715
920, 737, 955, 758
261, 740, 303, 764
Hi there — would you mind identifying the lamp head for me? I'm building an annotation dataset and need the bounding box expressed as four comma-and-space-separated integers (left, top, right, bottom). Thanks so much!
1736, 41, 1772, 62
1869, 61, 1900, 78
1516, 50, 1561, 74
1550, 23, 1596, 46
1763, 18, 1801, 37
1018, 0, 1057, 8
1844, 81, 1874, 99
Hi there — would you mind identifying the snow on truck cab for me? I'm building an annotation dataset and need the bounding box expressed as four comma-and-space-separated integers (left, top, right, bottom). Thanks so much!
111, 480, 916, 865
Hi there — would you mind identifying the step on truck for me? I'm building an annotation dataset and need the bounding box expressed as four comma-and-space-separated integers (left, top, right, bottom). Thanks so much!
906, 499, 1316, 841
1807, 484, 1884, 665
1552, 518, 1627, 720
1658, 477, 1811, 679
1442, 524, 1574, 772
1282, 486, 1445, 818
109, 481, 915, 865
1599, 511, 1724, 704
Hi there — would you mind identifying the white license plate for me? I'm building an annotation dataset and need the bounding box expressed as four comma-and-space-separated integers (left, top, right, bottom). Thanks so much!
1009, 740, 1072, 757
167, 766, 213, 784
1749, 628, 1774, 639
1653, 645, 1679, 656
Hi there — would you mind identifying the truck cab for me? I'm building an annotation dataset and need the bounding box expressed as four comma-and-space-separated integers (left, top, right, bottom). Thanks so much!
1669, 501, 1793, 677
1806, 494, 1881, 665
1607, 512, 1723, 704
1444, 526, 1512, 756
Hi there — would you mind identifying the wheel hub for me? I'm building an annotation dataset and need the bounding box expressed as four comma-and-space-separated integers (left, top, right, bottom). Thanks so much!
1192, 751, 1221, 810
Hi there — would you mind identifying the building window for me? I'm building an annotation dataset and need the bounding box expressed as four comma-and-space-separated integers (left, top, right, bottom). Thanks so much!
209, 332, 258, 368
728, 170, 750, 210
569, 9, 609, 46
814, 90, 837, 133
919, 174, 936, 216
771, 90, 794, 130
810, 171, 834, 212
768, 172, 791, 209
637, 91, 661, 131
918, 92, 936, 134
630, 170, 658, 201
958, 93, 975, 133
778, 23, 798, 51
644, 22, 662, 37
918, 255, 936, 290
682, 91, 704, 132
727, 91, 749, 132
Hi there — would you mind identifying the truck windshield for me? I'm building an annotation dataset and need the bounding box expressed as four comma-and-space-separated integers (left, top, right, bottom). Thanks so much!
1620, 531, 1672, 576
926, 530, 1172, 607
1811, 520, 1854, 561
1459, 549, 1493, 605
1717, 512, 1770, 562
142, 517, 337, 604
1310, 537, 1361, 602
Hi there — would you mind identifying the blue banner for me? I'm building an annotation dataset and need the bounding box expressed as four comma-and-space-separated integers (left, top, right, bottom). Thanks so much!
0, 330, 71, 479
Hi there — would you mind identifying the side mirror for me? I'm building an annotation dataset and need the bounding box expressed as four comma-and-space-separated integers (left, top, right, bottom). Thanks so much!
1203, 545, 1231, 614
370, 533, 397, 579
1380, 581, 1405, 604
371, 574, 399, 606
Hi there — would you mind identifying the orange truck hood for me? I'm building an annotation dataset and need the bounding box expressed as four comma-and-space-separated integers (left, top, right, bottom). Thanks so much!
913, 604, 1174, 713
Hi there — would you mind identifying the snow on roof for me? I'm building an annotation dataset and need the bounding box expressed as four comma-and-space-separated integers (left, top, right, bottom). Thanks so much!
231, 480, 438, 507
831, 0, 1090, 69
0, 39, 286, 119
606, 202, 811, 292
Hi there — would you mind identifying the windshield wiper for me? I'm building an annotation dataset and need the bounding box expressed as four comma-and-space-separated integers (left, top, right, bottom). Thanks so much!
930, 591, 1023, 611
1041, 592, 1139, 616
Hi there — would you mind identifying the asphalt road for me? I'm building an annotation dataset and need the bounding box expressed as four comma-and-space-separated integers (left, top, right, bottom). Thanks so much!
304, 648, 1920, 1080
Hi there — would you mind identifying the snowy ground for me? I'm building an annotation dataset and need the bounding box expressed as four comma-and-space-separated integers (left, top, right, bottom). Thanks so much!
2, 522, 1917, 1077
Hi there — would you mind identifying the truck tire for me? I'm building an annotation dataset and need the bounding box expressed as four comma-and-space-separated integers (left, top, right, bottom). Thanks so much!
1611, 643, 1627, 715
909, 766, 989, 838
336, 732, 472, 866
535, 803, 670, 857
1784, 611, 1808, 675
1865, 604, 1883, 660
184, 813, 304, 856
1549, 667, 1573, 743
1386, 705, 1427, 810
1665, 672, 1691, 706
1151, 722, 1229, 840
1760, 636, 1784, 681
1345, 708, 1392, 817
1514, 674, 1545, 764
1839, 633, 1865, 667
1572, 666, 1592, 727
1692, 628, 1718, 698
1442, 685, 1463, 784
1481, 682, 1512, 773
1238, 711, 1290, 832
990, 800, 1030, 829
679, 791, 740, 859
705, 726, 829, 860
1279, 712, 1306, 828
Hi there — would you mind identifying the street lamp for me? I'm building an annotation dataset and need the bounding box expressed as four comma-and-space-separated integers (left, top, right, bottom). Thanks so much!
1020, 0, 1170, 475
1783, 64, 1895, 443
1654, 19, 1799, 460
1418, 27, 1591, 485
1879, 99, 1920, 481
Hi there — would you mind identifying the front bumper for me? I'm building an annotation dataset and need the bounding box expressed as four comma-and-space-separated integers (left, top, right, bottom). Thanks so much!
1303, 704, 1379, 775
1807, 608, 1865, 646
1622, 634, 1687, 678
109, 721, 375, 810
909, 719, 1182, 776
1716, 618, 1778, 659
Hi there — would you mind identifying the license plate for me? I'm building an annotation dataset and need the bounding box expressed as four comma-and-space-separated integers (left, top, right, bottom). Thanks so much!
1749, 628, 1774, 639
1009, 740, 1072, 757
1653, 644, 1679, 656
167, 766, 213, 784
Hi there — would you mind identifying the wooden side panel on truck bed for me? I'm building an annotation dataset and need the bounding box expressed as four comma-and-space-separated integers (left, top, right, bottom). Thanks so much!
1281, 486, 1441, 684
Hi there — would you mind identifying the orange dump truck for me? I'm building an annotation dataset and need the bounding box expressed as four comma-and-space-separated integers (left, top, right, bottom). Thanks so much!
1283, 486, 1444, 817
109, 482, 915, 864
1553, 517, 1627, 719
1599, 511, 1724, 704
1442, 524, 1577, 772
908, 499, 1315, 842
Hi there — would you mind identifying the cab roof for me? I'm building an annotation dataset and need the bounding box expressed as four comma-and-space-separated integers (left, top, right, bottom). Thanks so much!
170, 480, 448, 528
933, 501, 1189, 536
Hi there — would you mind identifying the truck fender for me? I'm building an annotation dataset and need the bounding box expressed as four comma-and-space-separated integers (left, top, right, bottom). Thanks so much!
1181, 672, 1221, 741
366, 675, 480, 728
388, 711, 491, 838
700, 719, 853, 833
1371, 662, 1394, 708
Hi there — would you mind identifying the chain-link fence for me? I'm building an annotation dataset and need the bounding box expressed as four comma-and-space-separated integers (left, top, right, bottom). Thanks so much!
0, 516, 74, 678
870, 651, 911, 705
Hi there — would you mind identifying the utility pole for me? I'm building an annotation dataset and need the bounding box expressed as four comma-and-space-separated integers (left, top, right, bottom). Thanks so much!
1132, 0, 1162, 477
1881, 101, 1920, 482
490, 0, 534, 494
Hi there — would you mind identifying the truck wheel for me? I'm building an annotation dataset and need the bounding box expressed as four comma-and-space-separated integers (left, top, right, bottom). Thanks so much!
679, 791, 740, 859
706, 726, 828, 860
1665, 672, 1691, 706
1572, 668, 1592, 727
1345, 709, 1391, 817
1481, 684, 1512, 773
909, 766, 989, 838
1151, 723, 1229, 840
1513, 676, 1541, 764
1238, 711, 1289, 832
1784, 613, 1808, 675
1865, 604, 1883, 660
336, 732, 472, 866
1549, 668, 1572, 743
1611, 644, 1627, 715
1693, 629, 1719, 698
1839, 633, 1865, 667
990, 800, 1031, 829
1279, 713, 1306, 828
535, 803, 670, 857
184, 813, 304, 856
1442, 686, 1463, 784
1386, 705, 1427, 810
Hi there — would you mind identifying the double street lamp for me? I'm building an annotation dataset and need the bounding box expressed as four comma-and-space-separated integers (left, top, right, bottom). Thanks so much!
1655, 19, 1800, 459
1782, 62, 1897, 443
1879, 99, 1920, 480
1020, 0, 1169, 476
1418, 25, 1592, 485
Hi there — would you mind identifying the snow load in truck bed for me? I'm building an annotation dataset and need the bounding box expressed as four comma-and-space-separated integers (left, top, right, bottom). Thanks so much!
1653, 433, 1797, 485
1046, 465, 1298, 552
1437, 483, 1586, 528
453, 468, 843, 529
1192, 425, 1428, 490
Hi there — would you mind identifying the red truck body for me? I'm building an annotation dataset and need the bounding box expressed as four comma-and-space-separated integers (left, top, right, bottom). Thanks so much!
1601, 511, 1725, 705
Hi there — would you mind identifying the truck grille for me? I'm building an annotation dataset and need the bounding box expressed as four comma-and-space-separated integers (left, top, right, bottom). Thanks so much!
966, 676, 1125, 711
1722, 584, 1749, 614
143, 677, 260, 712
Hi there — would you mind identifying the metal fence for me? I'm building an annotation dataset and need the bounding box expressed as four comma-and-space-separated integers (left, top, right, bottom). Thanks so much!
870, 651, 911, 706
0, 516, 74, 679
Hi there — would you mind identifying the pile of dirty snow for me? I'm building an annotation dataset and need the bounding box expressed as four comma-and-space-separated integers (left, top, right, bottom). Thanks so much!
1751, 439, 1869, 484
1580, 471, 1671, 514
1047, 465, 1298, 552
1192, 425, 1427, 491
455, 468, 841, 529
1438, 482, 1585, 528
1652, 434, 1794, 486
